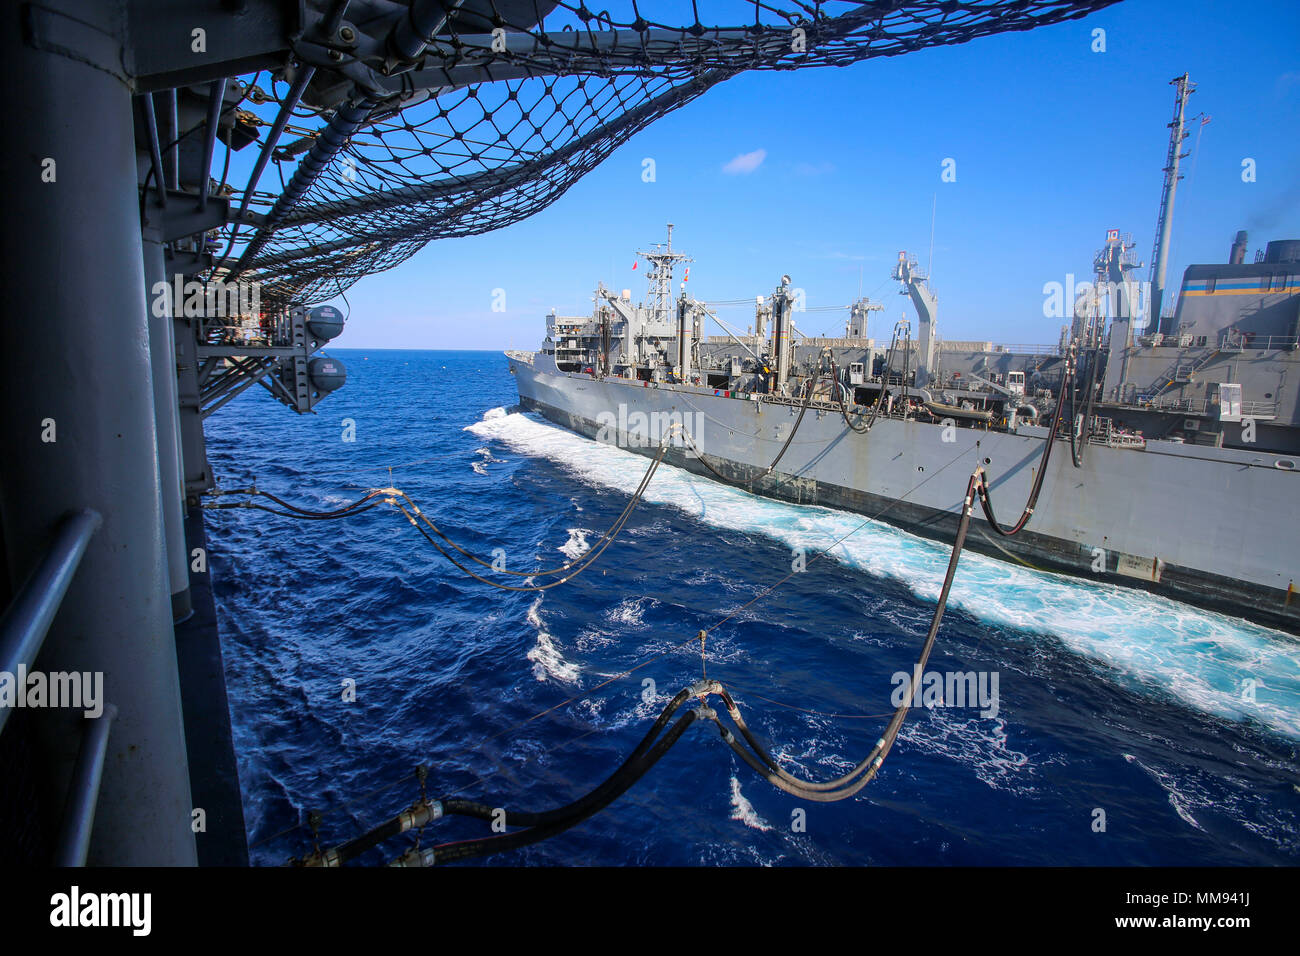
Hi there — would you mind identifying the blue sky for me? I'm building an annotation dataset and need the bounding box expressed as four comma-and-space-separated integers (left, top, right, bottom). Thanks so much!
238, 0, 1300, 350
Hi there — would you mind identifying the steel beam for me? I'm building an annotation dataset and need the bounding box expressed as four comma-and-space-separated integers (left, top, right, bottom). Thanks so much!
174, 312, 215, 494
0, 510, 100, 738
126, 0, 297, 93
197, 79, 227, 213
143, 231, 193, 621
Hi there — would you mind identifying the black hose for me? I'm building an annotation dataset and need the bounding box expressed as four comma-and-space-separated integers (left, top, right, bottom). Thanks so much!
308, 690, 697, 867
688, 374, 819, 488
715, 686, 876, 792
431, 708, 700, 864
710, 471, 982, 802
977, 360, 1073, 537
862, 327, 903, 432
298, 470, 985, 860
210, 440, 668, 590
205, 489, 384, 521
289, 461, 992, 860
207, 501, 382, 521
829, 357, 870, 434
1069, 348, 1100, 468
396, 443, 660, 591
256, 488, 384, 517
439, 688, 695, 829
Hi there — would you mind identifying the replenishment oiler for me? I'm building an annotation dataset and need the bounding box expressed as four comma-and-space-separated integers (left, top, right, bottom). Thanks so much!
510, 208, 1300, 633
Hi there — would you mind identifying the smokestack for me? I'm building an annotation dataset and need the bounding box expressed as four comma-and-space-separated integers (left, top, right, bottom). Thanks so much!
1264, 240, 1300, 264
1230, 230, 1248, 265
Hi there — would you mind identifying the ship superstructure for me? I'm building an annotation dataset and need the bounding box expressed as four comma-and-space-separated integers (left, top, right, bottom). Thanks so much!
511, 219, 1300, 632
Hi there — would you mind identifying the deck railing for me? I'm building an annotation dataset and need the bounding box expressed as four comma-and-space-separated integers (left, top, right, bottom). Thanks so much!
0, 509, 116, 866
0, 509, 101, 737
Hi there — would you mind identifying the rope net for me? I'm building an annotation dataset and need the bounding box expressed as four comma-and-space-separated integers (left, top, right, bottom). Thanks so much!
249, 66, 721, 304
229, 1, 1117, 306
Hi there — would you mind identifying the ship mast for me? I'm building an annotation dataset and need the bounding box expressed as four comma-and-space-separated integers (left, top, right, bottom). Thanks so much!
1149, 73, 1195, 335
638, 223, 692, 326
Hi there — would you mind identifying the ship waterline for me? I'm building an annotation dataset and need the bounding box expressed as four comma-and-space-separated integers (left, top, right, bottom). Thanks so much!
510, 353, 1300, 634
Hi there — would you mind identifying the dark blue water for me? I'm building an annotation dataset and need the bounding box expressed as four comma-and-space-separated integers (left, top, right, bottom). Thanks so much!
204, 349, 1300, 866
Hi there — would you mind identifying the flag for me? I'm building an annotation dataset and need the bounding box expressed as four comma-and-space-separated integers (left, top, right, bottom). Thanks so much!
684, 267, 690, 282
632, 261, 637, 270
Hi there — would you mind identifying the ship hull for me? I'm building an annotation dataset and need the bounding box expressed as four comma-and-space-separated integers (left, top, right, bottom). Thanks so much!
509, 353, 1300, 634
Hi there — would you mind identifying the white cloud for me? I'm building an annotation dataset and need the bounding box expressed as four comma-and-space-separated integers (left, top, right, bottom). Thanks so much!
722, 148, 767, 175
792, 160, 836, 176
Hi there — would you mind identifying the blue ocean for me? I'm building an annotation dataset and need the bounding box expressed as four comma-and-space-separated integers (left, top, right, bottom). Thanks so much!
203, 349, 1300, 866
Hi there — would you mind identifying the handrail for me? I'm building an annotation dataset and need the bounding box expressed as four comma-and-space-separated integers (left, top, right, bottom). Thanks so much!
986, 343, 1061, 355
0, 509, 101, 737
55, 703, 119, 867
1220, 333, 1299, 351
1136, 395, 1279, 418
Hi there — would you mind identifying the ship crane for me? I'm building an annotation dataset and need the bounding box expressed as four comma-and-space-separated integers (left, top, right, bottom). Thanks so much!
893, 251, 938, 387
678, 296, 763, 384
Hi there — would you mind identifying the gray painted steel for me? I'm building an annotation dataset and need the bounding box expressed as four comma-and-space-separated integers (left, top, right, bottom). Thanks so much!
511, 353, 1300, 633
143, 233, 193, 620
0, 0, 197, 865
0, 510, 100, 737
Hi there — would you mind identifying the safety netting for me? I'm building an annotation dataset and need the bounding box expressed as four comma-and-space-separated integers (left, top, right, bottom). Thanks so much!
231, 1, 1117, 305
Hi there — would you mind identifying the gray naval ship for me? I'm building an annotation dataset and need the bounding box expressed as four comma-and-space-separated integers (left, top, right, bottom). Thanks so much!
509, 221, 1300, 633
